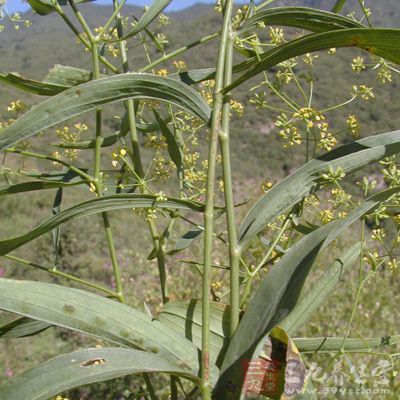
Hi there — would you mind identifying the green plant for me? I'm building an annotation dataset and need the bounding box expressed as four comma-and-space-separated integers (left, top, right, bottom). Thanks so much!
1, 0, 400, 399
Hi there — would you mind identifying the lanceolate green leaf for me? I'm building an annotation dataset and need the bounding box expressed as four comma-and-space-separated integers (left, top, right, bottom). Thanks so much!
27, 0, 96, 15
0, 317, 51, 339
215, 188, 399, 398
0, 194, 206, 256
53, 134, 121, 149
0, 181, 83, 197
0, 73, 211, 151
0, 347, 199, 400
0, 279, 202, 375
295, 335, 400, 353
43, 64, 93, 86
167, 226, 204, 255
332, 0, 347, 13
239, 129, 400, 246
0, 73, 68, 96
153, 110, 183, 174
103, 0, 172, 42
159, 300, 229, 367
238, 7, 364, 35
280, 242, 361, 335
225, 29, 400, 92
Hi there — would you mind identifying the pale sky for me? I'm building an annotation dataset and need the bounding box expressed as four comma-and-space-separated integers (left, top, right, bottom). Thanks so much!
5, 1, 244, 13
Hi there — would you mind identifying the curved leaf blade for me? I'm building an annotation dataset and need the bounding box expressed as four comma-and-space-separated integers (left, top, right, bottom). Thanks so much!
0, 181, 82, 197
216, 188, 399, 397
332, 0, 347, 13
239, 129, 400, 246
225, 29, 400, 92
27, 0, 95, 15
294, 335, 400, 353
153, 110, 183, 174
159, 300, 229, 367
0, 73, 68, 96
0, 194, 206, 256
0, 279, 202, 375
239, 7, 364, 35
0, 317, 51, 339
280, 243, 360, 335
0, 347, 198, 400
0, 73, 211, 151
104, 0, 172, 42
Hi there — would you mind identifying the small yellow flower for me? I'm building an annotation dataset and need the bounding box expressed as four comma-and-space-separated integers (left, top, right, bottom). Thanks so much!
371, 228, 385, 241
7, 100, 26, 113
351, 56, 366, 72
155, 191, 167, 202
211, 281, 222, 290
173, 60, 187, 72
347, 114, 360, 138
157, 69, 169, 77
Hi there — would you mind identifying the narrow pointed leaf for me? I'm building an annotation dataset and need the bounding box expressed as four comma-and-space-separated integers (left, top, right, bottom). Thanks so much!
295, 335, 400, 353
239, 129, 400, 246
27, 0, 96, 15
0, 181, 82, 197
0, 66, 92, 96
103, 0, 172, 42
43, 64, 93, 86
332, 0, 347, 13
0, 73, 211, 151
239, 7, 363, 35
216, 188, 399, 397
0, 347, 198, 400
167, 227, 204, 255
0, 317, 51, 339
0, 73, 68, 96
281, 243, 360, 335
225, 29, 400, 92
153, 110, 183, 174
51, 188, 63, 264
0, 194, 206, 256
0, 279, 202, 375
159, 300, 230, 367
53, 134, 121, 149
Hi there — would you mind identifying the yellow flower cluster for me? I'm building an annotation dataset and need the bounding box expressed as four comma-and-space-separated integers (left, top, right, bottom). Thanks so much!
347, 114, 360, 138
7, 100, 26, 113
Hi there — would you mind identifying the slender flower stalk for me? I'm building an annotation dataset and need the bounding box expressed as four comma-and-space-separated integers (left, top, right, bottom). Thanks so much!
140, 31, 220, 73
5, 255, 117, 297
201, 1, 234, 397
68, 0, 125, 303
112, 0, 169, 304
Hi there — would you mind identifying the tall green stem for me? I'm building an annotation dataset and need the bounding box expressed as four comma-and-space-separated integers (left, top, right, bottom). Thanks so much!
68, 0, 124, 303
201, 1, 234, 398
112, 0, 168, 304
219, 34, 240, 337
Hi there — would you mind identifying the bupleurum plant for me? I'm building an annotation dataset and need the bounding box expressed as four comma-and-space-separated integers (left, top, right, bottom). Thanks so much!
0, 0, 400, 399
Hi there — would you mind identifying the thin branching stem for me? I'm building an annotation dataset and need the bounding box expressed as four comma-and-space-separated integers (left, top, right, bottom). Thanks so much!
140, 31, 220, 73
201, 1, 234, 397
68, 0, 125, 304
5, 255, 117, 297
112, 0, 169, 304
